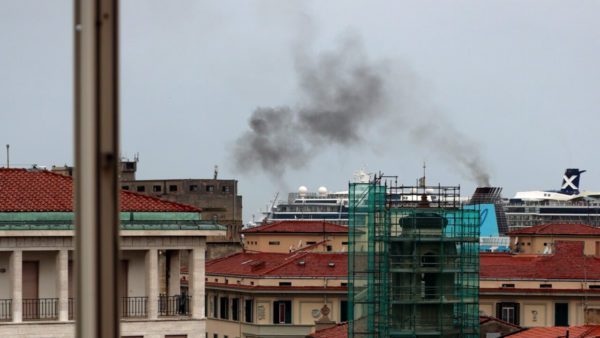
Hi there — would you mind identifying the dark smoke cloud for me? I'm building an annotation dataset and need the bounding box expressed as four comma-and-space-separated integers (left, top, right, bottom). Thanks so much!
233, 34, 492, 186
233, 36, 388, 177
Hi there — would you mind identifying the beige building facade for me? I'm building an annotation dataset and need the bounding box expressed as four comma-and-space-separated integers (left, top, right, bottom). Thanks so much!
0, 168, 225, 338
205, 251, 348, 338
480, 223, 600, 329
242, 221, 349, 253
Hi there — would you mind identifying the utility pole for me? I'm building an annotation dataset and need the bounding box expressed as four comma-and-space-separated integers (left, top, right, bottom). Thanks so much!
74, 0, 120, 337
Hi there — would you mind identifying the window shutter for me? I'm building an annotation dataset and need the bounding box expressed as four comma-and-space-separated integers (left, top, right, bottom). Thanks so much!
514, 303, 520, 326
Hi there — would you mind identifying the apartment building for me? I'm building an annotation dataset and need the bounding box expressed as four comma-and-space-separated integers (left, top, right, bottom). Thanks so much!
241, 221, 348, 253
480, 223, 600, 328
0, 168, 225, 338
52, 161, 242, 259
205, 250, 348, 338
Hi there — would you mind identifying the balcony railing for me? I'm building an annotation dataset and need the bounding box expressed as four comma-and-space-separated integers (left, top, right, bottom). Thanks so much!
0, 299, 11, 321
121, 297, 147, 318
158, 294, 191, 317
23, 298, 58, 320
69, 298, 75, 320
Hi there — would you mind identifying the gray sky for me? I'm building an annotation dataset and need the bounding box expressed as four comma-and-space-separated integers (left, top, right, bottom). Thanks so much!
1, 1, 599, 223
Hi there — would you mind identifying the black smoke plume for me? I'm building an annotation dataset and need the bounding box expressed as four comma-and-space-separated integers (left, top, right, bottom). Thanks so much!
233, 35, 492, 186
233, 36, 387, 177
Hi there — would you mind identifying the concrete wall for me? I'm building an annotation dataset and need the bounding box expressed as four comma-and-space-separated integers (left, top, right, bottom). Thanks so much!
0, 319, 206, 338
122, 250, 147, 297
480, 296, 600, 327
206, 291, 347, 338
23, 251, 57, 299
0, 252, 10, 298
510, 235, 600, 255
243, 233, 348, 253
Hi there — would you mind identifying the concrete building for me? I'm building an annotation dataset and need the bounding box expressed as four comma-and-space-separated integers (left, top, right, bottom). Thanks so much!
52, 161, 243, 259
480, 223, 600, 328
0, 168, 225, 338
241, 221, 349, 253
205, 250, 348, 338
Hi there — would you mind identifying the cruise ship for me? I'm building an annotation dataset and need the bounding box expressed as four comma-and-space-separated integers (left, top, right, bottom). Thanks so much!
504, 168, 600, 232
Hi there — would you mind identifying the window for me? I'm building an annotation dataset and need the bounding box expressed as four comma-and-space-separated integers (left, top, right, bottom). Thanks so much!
273, 300, 292, 324
232, 298, 239, 321
190, 184, 198, 192
589, 285, 600, 289
121, 185, 129, 190
206, 185, 214, 192
244, 299, 253, 323
540, 284, 553, 288
341, 300, 348, 322
137, 186, 145, 192
555, 303, 569, 326
306, 241, 316, 245
212, 295, 218, 318
220, 297, 229, 319
269, 241, 280, 245
169, 185, 178, 192
496, 302, 520, 325
501, 283, 515, 288
153, 185, 162, 192
222, 186, 230, 193
342, 242, 349, 245
326, 245, 332, 252
213, 335, 218, 338
279, 282, 292, 286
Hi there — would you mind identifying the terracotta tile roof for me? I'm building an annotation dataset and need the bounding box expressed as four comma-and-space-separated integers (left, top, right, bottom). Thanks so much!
508, 223, 600, 236
309, 322, 348, 338
480, 241, 600, 280
479, 315, 522, 329
242, 221, 348, 234
0, 168, 200, 212
206, 251, 347, 277
205, 282, 347, 292
505, 325, 600, 337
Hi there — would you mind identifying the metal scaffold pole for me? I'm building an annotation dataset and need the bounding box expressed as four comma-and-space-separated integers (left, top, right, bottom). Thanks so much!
74, 0, 120, 337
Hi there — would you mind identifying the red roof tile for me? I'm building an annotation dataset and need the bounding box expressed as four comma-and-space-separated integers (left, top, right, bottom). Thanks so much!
0, 168, 200, 212
206, 251, 347, 277
309, 322, 348, 338
242, 221, 348, 234
508, 223, 600, 236
479, 315, 521, 329
480, 241, 600, 280
505, 325, 600, 337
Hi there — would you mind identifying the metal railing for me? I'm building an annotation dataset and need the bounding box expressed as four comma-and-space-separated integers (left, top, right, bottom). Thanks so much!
121, 297, 147, 318
68, 298, 75, 320
158, 294, 191, 317
23, 298, 58, 320
0, 299, 11, 321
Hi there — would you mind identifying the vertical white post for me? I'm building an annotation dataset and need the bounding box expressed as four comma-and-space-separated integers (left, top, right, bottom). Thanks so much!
146, 249, 159, 319
190, 242, 206, 319
74, 0, 120, 336
9, 250, 22, 323
57, 250, 69, 321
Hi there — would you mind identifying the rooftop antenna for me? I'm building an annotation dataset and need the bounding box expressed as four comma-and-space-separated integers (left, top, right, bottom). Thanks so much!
213, 165, 219, 179
5, 144, 9, 168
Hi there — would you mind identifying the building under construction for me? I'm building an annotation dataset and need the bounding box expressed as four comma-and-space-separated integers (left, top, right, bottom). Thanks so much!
348, 176, 480, 337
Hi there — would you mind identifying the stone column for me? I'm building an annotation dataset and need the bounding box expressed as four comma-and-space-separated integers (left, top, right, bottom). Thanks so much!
146, 249, 159, 319
56, 250, 69, 321
9, 250, 22, 323
168, 250, 181, 296
189, 241, 206, 319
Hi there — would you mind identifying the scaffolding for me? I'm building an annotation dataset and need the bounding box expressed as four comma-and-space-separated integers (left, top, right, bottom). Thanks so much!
348, 177, 480, 337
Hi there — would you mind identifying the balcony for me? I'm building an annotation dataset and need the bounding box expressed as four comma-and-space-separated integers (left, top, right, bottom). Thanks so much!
22, 298, 58, 320
122, 297, 148, 318
0, 299, 11, 321
158, 294, 191, 317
